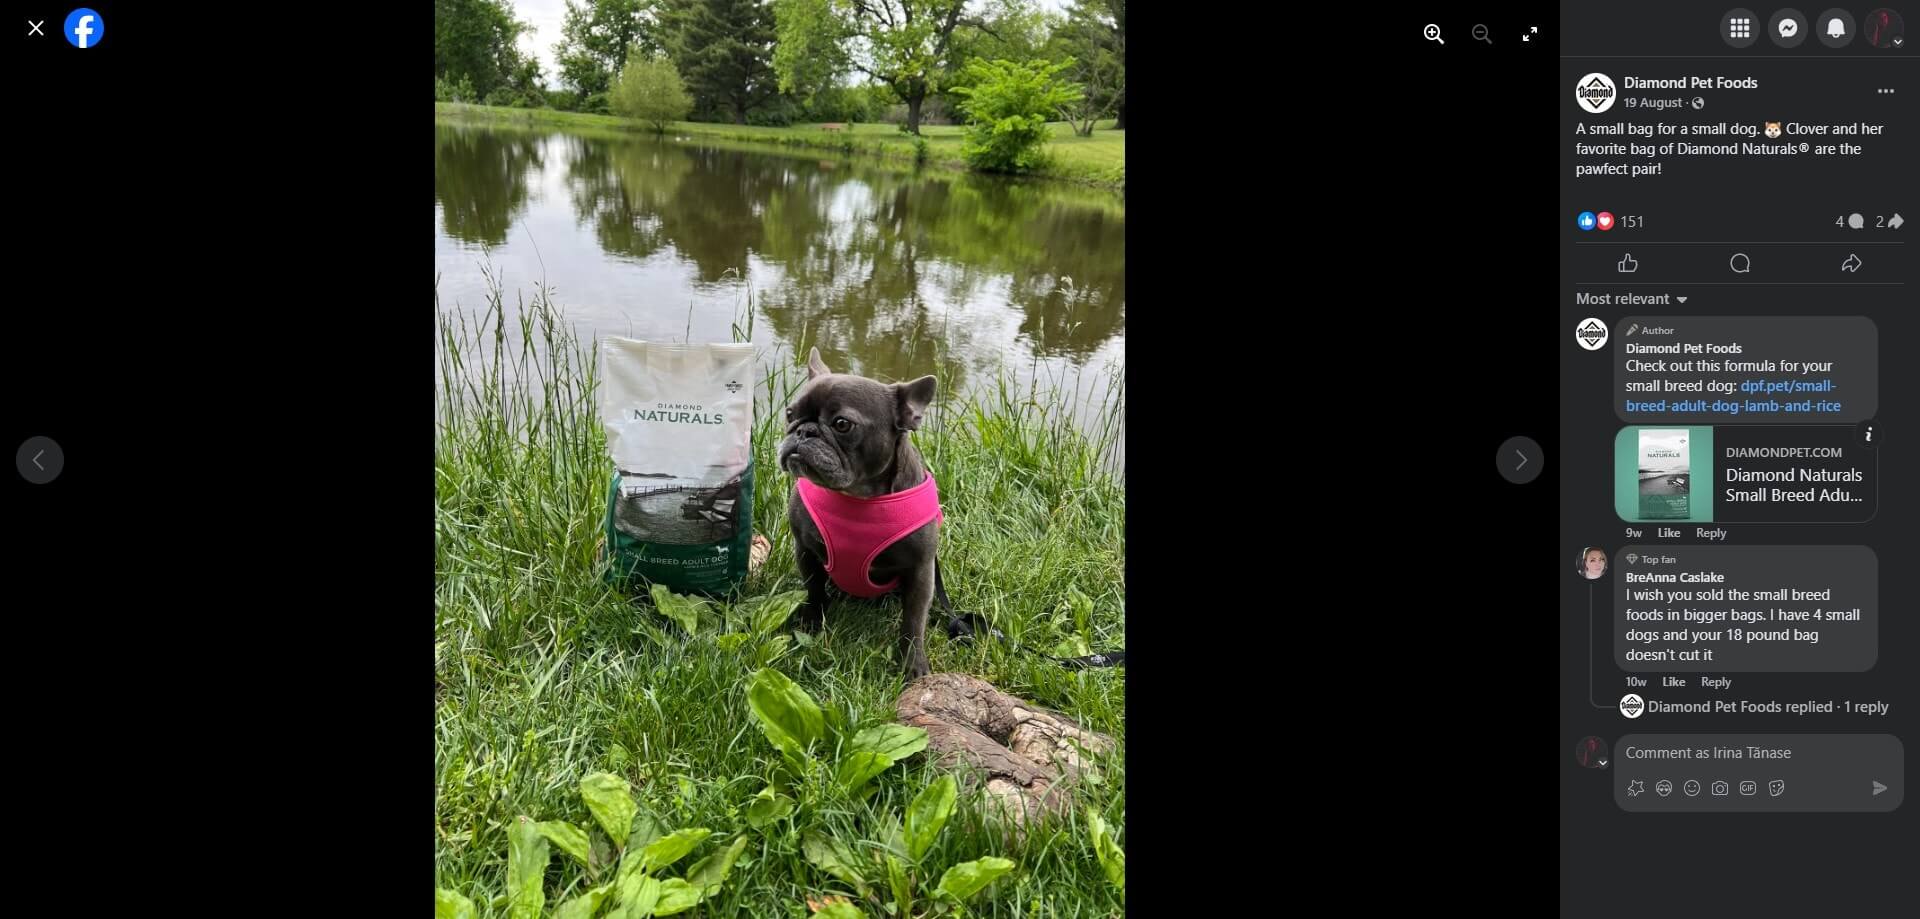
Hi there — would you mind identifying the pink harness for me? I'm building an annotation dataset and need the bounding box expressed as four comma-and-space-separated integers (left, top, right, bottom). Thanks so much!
795, 474, 943, 599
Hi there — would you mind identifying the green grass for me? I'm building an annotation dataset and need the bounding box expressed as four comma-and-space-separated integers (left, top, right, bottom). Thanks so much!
435, 277, 1125, 917
434, 102, 1126, 189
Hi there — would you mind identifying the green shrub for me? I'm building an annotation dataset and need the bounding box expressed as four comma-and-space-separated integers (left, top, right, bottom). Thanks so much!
950, 59, 1078, 173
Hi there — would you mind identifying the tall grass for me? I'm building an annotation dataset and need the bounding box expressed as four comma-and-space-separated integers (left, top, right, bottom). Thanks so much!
435, 278, 1125, 916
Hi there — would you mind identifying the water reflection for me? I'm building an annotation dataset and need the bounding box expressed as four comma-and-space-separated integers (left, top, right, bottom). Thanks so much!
433, 125, 546, 246
434, 121, 1123, 409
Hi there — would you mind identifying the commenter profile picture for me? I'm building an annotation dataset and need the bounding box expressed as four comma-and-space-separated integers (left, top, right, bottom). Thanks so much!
1576, 73, 1617, 113
1579, 547, 1608, 580
1576, 317, 1609, 350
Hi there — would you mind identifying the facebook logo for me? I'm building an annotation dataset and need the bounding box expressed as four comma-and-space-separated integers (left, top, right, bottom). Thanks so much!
65, 8, 104, 49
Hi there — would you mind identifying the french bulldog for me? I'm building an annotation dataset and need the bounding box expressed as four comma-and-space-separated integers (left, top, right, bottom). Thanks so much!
776, 348, 948, 680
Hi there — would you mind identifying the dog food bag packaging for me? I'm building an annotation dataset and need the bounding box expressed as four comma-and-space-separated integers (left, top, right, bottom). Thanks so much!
599, 338, 756, 596
1636, 428, 1691, 520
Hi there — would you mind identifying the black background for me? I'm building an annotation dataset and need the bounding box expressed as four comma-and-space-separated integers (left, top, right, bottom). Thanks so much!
0, 2, 1708, 912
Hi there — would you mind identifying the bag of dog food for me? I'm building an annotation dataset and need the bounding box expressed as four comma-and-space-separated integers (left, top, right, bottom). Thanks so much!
599, 338, 756, 596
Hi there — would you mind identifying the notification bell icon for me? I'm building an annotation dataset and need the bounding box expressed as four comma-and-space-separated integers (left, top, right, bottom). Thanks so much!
1828, 17, 1845, 38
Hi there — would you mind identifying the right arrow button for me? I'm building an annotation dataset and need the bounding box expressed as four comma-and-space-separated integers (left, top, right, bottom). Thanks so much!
1496, 436, 1544, 485
1873, 780, 1887, 796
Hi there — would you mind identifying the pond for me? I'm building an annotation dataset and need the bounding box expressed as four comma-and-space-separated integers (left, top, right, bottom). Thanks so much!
434, 121, 1125, 465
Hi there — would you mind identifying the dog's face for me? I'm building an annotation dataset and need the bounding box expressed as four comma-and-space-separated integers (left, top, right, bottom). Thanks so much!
1765, 121, 1782, 139
777, 348, 935, 492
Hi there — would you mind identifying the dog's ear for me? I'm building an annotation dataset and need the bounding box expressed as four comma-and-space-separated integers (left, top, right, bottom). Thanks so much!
806, 347, 831, 380
895, 375, 937, 430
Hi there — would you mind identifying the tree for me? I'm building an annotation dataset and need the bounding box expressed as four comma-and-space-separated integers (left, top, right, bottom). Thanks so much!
775, 0, 980, 136
1053, 0, 1123, 130
611, 53, 694, 132
508, 56, 545, 104
950, 58, 1077, 173
1046, 1, 1120, 135
947, 0, 1049, 67
658, 0, 779, 124
940, 0, 1049, 114
1096, 0, 1124, 129
555, 0, 657, 98
435, 0, 531, 101
770, 0, 851, 104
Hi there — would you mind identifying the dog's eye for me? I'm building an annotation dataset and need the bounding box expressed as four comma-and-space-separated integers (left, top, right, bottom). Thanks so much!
785, 408, 795, 422
832, 417, 853, 433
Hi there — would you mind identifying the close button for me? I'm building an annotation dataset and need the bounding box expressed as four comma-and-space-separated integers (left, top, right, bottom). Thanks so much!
1497, 435, 1543, 484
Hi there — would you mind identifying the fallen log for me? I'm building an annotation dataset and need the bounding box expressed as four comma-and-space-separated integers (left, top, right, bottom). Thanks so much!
894, 673, 1115, 828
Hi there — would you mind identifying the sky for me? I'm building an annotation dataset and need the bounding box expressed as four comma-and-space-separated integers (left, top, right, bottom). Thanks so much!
508, 0, 1073, 91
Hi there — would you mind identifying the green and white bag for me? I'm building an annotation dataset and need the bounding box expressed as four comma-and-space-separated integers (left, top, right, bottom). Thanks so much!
599, 338, 756, 596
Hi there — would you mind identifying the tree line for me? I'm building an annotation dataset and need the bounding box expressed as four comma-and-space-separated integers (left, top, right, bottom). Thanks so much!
434, 0, 1124, 137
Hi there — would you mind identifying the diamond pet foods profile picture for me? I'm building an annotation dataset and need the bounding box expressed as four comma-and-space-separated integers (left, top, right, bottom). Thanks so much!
1576, 73, 1617, 113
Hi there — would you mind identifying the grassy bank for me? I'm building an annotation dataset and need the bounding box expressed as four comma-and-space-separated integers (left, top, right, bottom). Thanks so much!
435, 102, 1125, 189
435, 282, 1125, 917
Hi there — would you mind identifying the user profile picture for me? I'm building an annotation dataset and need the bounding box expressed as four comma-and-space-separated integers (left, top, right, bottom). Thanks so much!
1574, 73, 1617, 113
1620, 693, 1646, 719
1575, 736, 1611, 769
1578, 547, 1609, 580
1864, 9, 1905, 49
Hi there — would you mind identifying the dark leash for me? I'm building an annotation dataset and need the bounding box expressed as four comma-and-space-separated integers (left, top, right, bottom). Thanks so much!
935, 564, 1125, 669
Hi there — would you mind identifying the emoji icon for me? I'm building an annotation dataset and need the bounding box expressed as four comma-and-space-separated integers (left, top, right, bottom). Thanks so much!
1578, 211, 1597, 231
1765, 121, 1783, 139
1597, 211, 1616, 231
